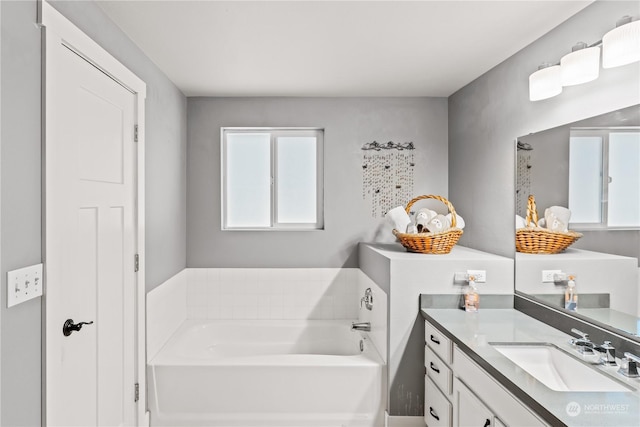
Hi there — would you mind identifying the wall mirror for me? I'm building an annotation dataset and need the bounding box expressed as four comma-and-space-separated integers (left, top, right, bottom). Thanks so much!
515, 104, 640, 340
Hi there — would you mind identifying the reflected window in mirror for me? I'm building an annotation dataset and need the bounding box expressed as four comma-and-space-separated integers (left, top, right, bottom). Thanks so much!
569, 128, 640, 229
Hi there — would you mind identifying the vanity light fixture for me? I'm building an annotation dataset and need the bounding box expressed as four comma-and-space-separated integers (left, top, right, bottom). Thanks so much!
529, 63, 562, 101
560, 42, 600, 86
529, 15, 639, 101
602, 16, 640, 68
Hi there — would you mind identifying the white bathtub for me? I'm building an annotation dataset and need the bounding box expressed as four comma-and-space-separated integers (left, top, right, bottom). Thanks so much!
148, 319, 386, 427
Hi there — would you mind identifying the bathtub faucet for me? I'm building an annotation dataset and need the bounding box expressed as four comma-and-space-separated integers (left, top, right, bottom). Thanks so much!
351, 322, 371, 332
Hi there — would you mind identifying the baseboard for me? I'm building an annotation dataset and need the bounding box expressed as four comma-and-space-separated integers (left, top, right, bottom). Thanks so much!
385, 412, 425, 427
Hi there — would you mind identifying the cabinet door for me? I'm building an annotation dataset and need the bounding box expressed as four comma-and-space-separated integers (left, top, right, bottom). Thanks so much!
453, 378, 493, 427
425, 376, 452, 427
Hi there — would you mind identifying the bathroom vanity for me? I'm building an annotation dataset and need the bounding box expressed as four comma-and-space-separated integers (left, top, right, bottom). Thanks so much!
422, 308, 640, 427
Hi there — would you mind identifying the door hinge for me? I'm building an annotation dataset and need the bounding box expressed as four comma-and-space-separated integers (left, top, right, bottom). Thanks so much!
134, 383, 139, 402
134, 254, 139, 272
134, 124, 138, 142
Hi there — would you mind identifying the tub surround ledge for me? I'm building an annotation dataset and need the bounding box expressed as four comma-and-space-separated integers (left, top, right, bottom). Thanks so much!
421, 307, 640, 427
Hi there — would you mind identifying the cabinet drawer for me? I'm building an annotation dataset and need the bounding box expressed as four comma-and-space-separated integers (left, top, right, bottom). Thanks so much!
425, 321, 452, 364
425, 345, 452, 395
425, 376, 452, 427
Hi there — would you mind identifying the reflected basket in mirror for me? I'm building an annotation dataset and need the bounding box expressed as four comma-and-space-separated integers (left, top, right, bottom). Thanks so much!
392, 195, 463, 254
516, 195, 582, 254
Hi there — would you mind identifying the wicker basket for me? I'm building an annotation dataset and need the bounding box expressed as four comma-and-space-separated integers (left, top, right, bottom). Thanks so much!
516, 195, 582, 254
392, 195, 463, 254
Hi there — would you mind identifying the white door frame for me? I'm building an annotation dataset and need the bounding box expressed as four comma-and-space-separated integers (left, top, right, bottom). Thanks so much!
40, 1, 147, 425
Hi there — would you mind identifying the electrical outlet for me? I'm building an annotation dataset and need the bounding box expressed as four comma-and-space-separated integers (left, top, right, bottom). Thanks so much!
542, 269, 562, 283
7, 264, 43, 308
467, 270, 486, 283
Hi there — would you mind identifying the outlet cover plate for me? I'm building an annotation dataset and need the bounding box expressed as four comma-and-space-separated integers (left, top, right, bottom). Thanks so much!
542, 269, 562, 283
467, 270, 486, 283
7, 264, 43, 308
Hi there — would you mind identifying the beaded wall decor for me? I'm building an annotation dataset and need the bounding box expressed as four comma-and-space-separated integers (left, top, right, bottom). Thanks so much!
516, 141, 533, 218
362, 141, 416, 218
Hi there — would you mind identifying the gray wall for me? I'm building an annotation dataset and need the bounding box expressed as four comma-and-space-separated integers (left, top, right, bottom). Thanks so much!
521, 125, 570, 214
0, 2, 41, 425
187, 97, 448, 268
449, 0, 640, 259
0, 1, 187, 424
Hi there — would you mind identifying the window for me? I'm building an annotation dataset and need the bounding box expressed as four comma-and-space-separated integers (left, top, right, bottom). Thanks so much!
221, 128, 324, 230
569, 128, 640, 229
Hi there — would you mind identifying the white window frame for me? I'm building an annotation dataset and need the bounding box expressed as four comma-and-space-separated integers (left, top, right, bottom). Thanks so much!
221, 127, 324, 230
569, 127, 640, 230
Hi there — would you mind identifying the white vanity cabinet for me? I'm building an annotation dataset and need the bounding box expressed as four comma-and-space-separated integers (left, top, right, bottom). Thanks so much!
424, 319, 549, 427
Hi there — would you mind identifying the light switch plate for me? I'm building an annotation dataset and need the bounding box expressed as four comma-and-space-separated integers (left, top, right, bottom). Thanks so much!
7, 264, 43, 308
454, 272, 469, 282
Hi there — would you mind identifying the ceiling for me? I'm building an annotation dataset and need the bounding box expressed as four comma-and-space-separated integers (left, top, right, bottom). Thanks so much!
97, 0, 593, 97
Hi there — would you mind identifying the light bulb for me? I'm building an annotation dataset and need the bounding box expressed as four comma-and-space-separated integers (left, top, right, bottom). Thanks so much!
603, 17, 640, 68
560, 43, 600, 86
529, 64, 562, 101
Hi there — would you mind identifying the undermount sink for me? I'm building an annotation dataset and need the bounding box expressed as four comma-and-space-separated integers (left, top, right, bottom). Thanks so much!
491, 343, 631, 392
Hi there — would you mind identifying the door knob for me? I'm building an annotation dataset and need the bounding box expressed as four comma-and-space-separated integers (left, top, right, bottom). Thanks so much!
62, 319, 94, 336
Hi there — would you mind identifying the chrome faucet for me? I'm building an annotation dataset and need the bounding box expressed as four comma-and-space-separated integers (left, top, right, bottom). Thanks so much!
594, 341, 617, 366
569, 328, 595, 355
351, 322, 371, 332
618, 352, 640, 378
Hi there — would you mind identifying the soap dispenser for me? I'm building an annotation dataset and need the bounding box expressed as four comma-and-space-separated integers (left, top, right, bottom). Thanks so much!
465, 275, 479, 312
564, 275, 578, 311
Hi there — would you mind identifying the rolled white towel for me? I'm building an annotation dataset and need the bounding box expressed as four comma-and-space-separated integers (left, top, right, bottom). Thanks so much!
545, 210, 567, 232
416, 208, 437, 222
386, 206, 412, 231
425, 214, 448, 232
545, 206, 570, 231
446, 213, 465, 229
415, 209, 437, 232
515, 215, 526, 229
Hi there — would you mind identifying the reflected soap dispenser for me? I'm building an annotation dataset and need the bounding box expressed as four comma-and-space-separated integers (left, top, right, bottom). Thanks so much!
465, 275, 479, 312
565, 275, 578, 311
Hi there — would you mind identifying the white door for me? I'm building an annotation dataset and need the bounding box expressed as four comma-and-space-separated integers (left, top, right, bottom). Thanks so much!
45, 29, 138, 427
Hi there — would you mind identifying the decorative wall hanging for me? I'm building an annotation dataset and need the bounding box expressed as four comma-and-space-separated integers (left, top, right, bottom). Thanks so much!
516, 141, 532, 217
361, 141, 415, 151
362, 141, 416, 218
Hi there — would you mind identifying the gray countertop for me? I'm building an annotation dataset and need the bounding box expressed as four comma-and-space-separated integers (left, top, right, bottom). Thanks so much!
421, 308, 640, 427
